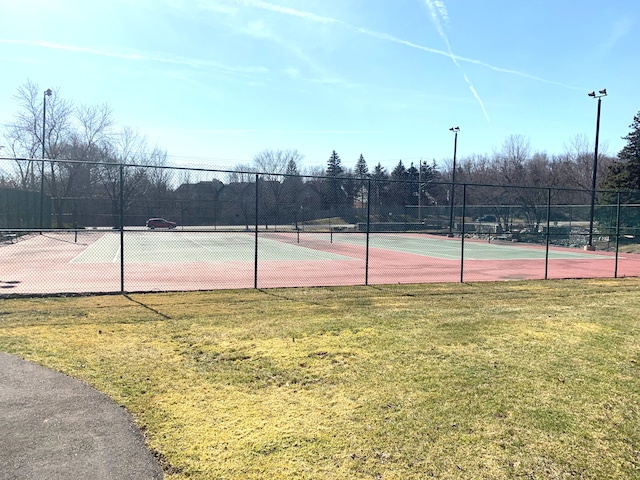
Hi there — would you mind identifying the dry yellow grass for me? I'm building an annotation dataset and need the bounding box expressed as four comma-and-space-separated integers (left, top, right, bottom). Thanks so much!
2, 279, 640, 478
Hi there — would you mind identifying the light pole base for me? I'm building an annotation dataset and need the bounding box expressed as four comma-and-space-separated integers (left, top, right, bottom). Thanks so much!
584, 244, 596, 251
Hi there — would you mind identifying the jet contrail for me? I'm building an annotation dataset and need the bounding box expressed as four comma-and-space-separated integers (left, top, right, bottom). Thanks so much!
424, 0, 449, 46
226, 0, 584, 90
237, 0, 343, 25
465, 75, 491, 124
0, 39, 267, 77
2, 1, 584, 94
434, 1, 449, 23
351, 29, 581, 90
423, 0, 492, 125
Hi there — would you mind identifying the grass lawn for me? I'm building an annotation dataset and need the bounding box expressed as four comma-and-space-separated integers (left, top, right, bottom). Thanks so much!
2, 279, 640, 479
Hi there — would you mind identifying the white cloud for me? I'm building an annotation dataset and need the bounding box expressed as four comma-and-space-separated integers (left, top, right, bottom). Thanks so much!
235, 0, 342, 25
283, 66, 301, 79
0, 39, 267, 77
195, 1, 238, 15
244, 20, 273, 39
597, 17, 635, 56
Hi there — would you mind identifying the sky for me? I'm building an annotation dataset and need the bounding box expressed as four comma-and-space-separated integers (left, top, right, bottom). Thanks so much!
0, 0, 639, 173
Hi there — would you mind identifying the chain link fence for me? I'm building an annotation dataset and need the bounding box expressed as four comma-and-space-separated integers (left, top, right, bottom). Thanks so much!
1, 158, 640, 294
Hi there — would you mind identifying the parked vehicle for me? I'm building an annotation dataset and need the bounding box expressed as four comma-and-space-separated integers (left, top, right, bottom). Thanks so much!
146, 218, 177, 229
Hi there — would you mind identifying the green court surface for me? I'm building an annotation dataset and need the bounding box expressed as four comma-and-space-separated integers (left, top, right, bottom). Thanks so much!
325, 232, 602, 260
71, 232, 355, 263
70, 231, 602, 264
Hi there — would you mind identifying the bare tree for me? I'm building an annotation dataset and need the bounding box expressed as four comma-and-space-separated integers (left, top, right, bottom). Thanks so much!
252, 149, 304, 227
226, 164, 256, 184
3, 81, 73, 191
96, 127, 162, 226
558, 134, 594, 191
1, 81, 119, 226
492, 134, 531, 185
557, 134, 613, 193
48, 102, 113, 226
146, 148, 173, 195
253, 149, 303, 176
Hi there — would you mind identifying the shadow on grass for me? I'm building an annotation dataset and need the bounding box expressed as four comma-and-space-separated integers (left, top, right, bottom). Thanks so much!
124, 295, 172, 320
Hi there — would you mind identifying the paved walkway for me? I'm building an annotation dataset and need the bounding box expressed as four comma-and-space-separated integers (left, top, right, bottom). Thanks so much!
0, 353, 163, 479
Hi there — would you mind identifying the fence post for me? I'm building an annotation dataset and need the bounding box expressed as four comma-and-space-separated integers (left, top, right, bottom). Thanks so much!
365, 178, 371, 286
254, 174, 259, 289
119, 164, 125, 293
615, 191, 621, 278
544, 188, 551, 280
460, 184, 466, 283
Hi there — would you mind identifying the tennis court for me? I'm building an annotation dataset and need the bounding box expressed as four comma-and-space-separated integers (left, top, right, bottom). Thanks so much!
71, 231, 355, 263
1, 229, 639, 295
306, 232, 602, 260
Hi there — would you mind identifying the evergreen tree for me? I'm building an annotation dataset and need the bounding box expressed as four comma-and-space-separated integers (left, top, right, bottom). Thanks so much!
326, 150, 343, 177
355, 154, 368, 178
418, 160, 439, 205
391, 160, 406, 180
283, 159, 303, 226
420, 160, 437, 184
370, 163, 389, 215
354, 154, 369, 213
324, 150, 344, 209
390, 160, 412, 205
601, 111, 640, 228
604, 112, 640, 191
371, 163, 388, 181
407, 162, 419, 182
285, 159, 299, 176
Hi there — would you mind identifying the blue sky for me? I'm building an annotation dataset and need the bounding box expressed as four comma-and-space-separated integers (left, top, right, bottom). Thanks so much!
0, 0, 638, 173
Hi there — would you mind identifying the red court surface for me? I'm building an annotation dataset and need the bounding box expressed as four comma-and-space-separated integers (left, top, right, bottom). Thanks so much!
1, 231, 639, 295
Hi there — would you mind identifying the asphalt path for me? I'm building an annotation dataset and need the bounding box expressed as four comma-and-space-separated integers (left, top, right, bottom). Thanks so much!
0, 352, 163, 480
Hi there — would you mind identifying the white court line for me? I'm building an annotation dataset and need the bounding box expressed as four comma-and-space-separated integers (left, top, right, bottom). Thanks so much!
183, 233, 356, 261
68, 232, 115, 263
183, 236, 217, 252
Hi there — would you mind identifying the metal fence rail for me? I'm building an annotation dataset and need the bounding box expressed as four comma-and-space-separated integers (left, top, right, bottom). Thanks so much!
1, 158, 640, 295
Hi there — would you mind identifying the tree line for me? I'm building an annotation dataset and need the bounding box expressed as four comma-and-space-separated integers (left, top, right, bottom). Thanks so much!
2, 81, 640, 230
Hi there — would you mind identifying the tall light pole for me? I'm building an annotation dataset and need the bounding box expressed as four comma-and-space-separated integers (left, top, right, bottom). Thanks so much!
586, 88, 606, 250
40, 88, 52, 231
418, 158, 423, 222
448, 126, 460, 237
